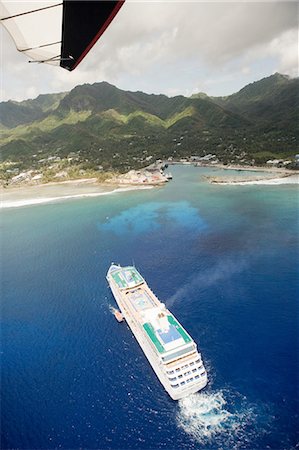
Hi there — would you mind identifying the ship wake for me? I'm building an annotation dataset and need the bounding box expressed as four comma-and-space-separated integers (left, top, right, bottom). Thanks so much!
108, 304, 118, 314
176, 390, 257, 448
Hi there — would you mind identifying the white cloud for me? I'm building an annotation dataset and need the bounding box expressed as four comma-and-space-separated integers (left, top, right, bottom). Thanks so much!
1, 1, 298, 101
269, 28, 299, 76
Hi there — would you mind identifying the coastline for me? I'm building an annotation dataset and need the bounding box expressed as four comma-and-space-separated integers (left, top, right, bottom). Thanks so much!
195, 163, 298, 185
0, 180, 154, 209
1, 163, 298, 209
208, 174, 299, 185
169, 160, 298, 185
1, 167, 170, 209
201, 163, 291, 174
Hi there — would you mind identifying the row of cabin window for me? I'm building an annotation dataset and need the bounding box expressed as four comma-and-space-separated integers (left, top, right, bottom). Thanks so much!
166, 359, 201, 375
167, 358, 202, 376
171, 375, 197, 388
168, 364, 203, 381
171, 373, 206, 388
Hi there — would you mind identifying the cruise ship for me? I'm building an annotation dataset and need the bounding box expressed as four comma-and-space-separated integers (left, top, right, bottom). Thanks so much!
106, 264, 208, 400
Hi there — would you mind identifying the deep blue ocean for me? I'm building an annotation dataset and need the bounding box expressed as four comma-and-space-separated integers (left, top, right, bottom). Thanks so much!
1, 165, 298, 450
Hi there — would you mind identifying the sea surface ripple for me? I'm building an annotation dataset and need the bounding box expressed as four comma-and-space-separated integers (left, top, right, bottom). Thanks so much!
1, 165, 298, 449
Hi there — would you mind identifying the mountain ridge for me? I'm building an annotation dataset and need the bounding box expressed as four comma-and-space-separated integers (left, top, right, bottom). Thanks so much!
1, 73, 298, 178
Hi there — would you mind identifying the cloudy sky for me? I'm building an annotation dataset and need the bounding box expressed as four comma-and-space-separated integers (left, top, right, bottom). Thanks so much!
1, 0, 298, 102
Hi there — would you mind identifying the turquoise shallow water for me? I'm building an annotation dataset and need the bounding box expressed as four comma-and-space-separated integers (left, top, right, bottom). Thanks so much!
1, 165, 298, 449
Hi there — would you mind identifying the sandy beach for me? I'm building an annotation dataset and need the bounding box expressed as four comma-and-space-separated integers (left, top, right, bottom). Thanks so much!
217, 174, 299, 186
1, 165, 298, 209
210, 174, 299, 185
202, 164, 298, 185
0, 180, 154, 209
206, 163, 291, 174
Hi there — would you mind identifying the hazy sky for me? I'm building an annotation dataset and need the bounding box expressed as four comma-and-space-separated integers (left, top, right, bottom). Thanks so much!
1, 0, 298, 102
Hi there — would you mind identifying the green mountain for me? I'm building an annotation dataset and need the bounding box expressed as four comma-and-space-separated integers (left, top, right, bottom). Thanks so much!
214, 73, 299, 132
0, 92, 66, 128
1, 74, 298, 178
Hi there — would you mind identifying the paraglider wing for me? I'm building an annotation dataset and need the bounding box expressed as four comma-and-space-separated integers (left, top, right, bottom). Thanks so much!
61, 1, 125, 71
0, 0, 125, 70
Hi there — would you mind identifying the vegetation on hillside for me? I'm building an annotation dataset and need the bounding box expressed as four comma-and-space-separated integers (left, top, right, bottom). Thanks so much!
1, 73, 298, 183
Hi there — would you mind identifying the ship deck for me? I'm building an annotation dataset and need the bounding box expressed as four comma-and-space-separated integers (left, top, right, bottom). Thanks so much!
126, 288, 156, 312
143, 315, 192, 354
111, 266, 144, 289
109, 264, 193, 357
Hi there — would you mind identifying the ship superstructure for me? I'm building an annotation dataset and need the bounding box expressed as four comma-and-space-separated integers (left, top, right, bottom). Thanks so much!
106, 264, 208, 400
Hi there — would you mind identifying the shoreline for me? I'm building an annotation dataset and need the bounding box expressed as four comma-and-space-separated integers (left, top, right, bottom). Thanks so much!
0, 182, 154, 209
2, 162, 296, 191
208, 173, 299, 185
169, 160, 295, 174
0, 177, 100, 191
201, 162, 292, 174
169, 161, 298, 185
1, 168, 169, 209
1, 164, 298, 209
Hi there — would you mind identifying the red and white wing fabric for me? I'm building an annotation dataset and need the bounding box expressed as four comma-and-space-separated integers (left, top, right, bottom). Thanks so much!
0, 0, 125, 71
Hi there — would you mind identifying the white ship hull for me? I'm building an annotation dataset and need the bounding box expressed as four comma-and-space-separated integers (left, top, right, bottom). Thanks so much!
107, 264, 208, 400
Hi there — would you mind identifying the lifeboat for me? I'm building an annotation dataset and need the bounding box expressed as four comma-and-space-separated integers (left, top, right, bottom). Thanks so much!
114, 310, 124, 322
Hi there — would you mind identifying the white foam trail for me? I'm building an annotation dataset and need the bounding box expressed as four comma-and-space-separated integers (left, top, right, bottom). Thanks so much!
167, 259, 248, 308
108, 304, 117, 315
177, 391, 254, 446
0, 186, 153, 209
